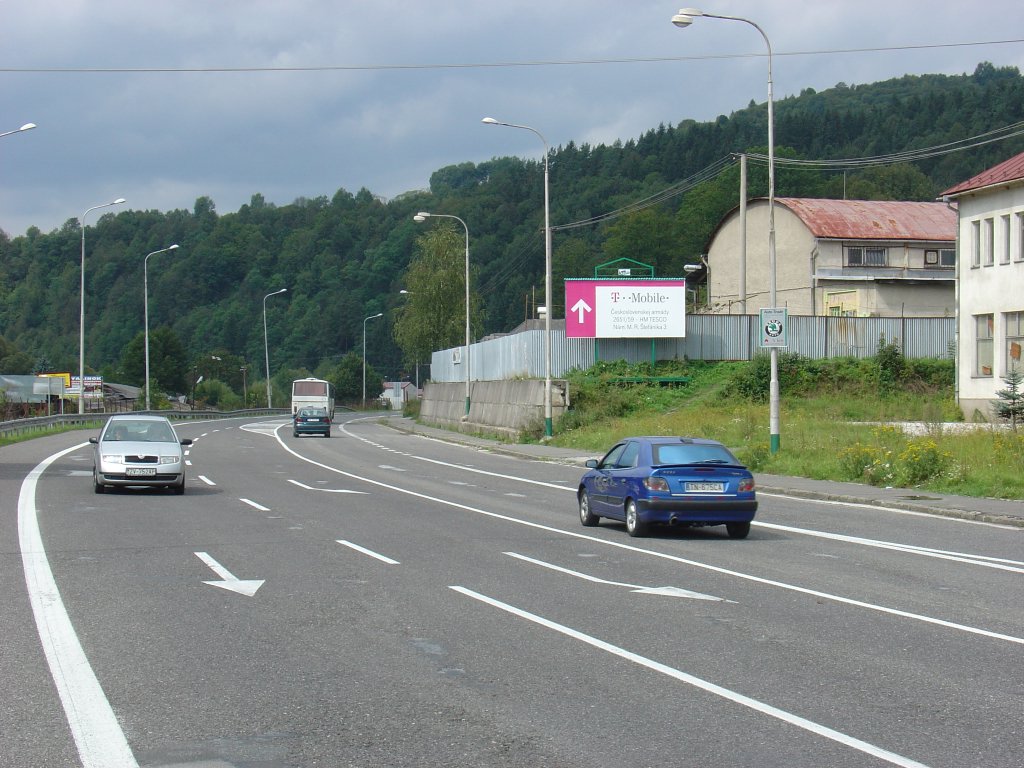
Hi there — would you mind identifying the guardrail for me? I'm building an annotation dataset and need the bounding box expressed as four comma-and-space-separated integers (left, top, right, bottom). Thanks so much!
0, 409, 288, 441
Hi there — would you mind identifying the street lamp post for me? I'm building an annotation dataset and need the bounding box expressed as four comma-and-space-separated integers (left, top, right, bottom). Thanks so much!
414, 211, 471, 419
143, 244, 180, 410
240, 366, 248, 406
0, 122, 36, 139
362, 312, 383, 408
672, 8, 779, 453
79, 197, 126, 414
482, 117, 553, 438
263, 288, 287, 408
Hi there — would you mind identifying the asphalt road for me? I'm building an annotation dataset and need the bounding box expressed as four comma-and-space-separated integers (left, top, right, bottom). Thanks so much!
2, 413, 1022, 768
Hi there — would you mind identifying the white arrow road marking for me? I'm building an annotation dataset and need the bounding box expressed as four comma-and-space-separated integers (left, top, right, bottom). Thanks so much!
505, 552, 728, 601
194, 552, 265, 597
337, 540, 400, 564
288, 479, 367, 494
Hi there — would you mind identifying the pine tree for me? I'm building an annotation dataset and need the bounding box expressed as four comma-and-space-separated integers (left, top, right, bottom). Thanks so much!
992, 369, 1024, 430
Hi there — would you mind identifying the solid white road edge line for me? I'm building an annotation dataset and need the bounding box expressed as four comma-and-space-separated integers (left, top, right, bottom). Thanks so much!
450, 586, 933, 768
18, 443, 138, 768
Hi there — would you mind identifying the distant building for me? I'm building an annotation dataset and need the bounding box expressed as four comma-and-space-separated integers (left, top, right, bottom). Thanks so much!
942, 151, 1024, 420
704, 198, 956, 317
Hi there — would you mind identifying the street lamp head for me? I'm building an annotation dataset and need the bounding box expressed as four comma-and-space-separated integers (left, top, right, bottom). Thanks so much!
19, 123, 37, 131
113, 197, 126, 205
371, 312, 383, 319
168, 244, 180, 251
413, 212, 430, 222
683, 264, 701, 273
481, 117, 499, 125
671, 8, 704, 27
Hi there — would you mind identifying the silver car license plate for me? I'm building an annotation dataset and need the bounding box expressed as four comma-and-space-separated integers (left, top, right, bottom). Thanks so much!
126, 467, 156, 477
685, 481, 724, 492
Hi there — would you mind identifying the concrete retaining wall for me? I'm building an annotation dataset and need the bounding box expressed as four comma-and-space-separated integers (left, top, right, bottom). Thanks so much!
420, 380, 568, 439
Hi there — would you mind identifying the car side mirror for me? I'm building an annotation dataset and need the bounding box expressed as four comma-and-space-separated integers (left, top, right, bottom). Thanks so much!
585, 459, 599, 468
89, 436, 98, 444
180, 438, 193, 446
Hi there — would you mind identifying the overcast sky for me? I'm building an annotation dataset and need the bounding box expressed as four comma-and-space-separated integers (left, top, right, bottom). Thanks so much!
1, 1, 1022, 238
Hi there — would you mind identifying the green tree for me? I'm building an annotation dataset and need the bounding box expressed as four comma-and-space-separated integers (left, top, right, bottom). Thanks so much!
992, 369, 1024, 430
394, 223, 483, 367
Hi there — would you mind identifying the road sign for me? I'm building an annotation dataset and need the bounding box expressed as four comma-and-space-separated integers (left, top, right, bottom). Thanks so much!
564, 279, 687, 339
759, 308, 789, 348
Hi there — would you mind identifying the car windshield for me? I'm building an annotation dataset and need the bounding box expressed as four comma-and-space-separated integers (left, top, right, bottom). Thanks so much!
104, 421, 176, 443
653, 443, 738, 465
300, 408, 327, 417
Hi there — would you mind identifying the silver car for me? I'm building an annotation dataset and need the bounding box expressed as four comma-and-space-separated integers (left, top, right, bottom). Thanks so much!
90, 414, 192, 494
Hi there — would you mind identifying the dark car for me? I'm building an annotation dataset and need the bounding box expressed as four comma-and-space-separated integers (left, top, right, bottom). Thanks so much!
90, 414, 192, 494
293, 406, 331, 437
577, 436, 757, 538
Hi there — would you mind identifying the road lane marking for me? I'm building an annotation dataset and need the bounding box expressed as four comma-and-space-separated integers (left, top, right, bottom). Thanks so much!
271, 425, 1024, 646
19, 443, 139, 767
194, 552, 264, 597
451, 586, 932, 768
505, 552, 728, 600
337, 540, 400, 564
240, 498, 271, 511
197, 475, 215, 486
288, 479, 367, 494
756, 521, 1024, 573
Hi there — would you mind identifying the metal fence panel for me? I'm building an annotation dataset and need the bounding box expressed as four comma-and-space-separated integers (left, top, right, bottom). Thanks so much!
429, 316, 956, 382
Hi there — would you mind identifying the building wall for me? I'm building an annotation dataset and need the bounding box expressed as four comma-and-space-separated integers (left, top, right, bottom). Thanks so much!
708, 201, 954, 318
956, 186, 1024, 420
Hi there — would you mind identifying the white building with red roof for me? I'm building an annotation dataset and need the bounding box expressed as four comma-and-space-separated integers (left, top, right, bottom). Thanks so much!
942, 151, 1024, 420
704, 198, 956, 317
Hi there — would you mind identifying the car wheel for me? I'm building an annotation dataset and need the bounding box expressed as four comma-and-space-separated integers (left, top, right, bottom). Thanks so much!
174, 480, 185, 495
93, 471, 105, 494
726, 521, 751, 539
293, 430, 299, 437
324, 430, 331, 438
578, 490, 599, 527
625, 499, 647, 537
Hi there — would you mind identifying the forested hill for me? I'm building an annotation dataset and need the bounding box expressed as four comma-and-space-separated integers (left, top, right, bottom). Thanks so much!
1, 62, 1022, 397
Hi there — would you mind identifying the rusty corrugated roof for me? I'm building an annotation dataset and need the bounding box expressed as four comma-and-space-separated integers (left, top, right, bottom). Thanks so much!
775, 198, 956, 241
941, 150, 1024, 197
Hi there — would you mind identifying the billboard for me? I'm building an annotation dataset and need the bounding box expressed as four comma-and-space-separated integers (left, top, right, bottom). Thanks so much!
564, 279, 687, 339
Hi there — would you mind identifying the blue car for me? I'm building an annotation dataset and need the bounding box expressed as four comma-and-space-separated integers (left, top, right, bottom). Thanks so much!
292, 406, 331, 437
577, 436, 757, 538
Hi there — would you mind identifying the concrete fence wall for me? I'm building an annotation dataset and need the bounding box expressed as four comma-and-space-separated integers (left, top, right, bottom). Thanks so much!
420, 380, 568, 439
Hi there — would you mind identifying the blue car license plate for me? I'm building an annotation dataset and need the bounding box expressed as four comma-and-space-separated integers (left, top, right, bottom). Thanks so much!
685, 481, 724, 492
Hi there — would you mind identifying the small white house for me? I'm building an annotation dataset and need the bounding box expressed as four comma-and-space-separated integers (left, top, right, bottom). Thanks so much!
705, 198, 956, 317
941, 152, 1024, 421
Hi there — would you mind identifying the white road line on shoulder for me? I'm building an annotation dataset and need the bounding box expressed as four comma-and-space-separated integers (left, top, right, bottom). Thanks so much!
755, 521, 1024, 573
451, 586, 932, 768
19, 444, 138, 768
271, 427, 1024, 646
758, 491, 1018, 529
337, 540, 400, 564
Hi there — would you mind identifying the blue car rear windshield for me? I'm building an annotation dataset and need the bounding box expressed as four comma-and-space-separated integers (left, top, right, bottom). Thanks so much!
653, 443, 737, 465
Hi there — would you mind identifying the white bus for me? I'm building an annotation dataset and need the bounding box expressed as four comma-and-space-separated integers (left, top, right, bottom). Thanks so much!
291, 377, 335, 418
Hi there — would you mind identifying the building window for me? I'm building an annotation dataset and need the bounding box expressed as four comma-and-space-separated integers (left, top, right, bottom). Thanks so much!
1001, 215, 1011, 265
847, 246, 887, 267
1017, 213, 1024, 262
983, 218, 994, 266
1007, 311, 1024, 375
976, 314, 994, 377
971, 221, 981, 268
940, 248, 955, 267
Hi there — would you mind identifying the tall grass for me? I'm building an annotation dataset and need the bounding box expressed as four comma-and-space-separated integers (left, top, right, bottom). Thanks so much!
551, 356, 1024, 500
